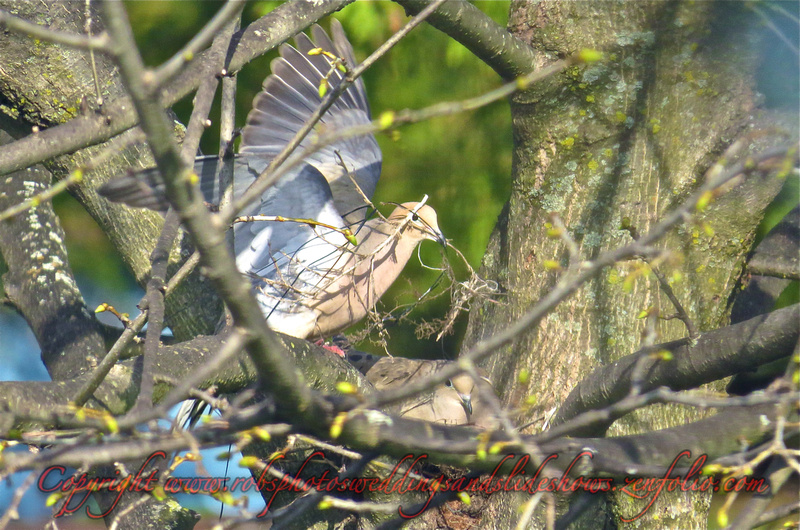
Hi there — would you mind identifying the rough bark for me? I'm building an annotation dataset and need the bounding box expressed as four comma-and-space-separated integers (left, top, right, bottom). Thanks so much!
462, 1, 796, 528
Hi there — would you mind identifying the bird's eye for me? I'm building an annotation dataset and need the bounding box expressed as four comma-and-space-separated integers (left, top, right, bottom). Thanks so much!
445, 379, 453, 388
411, 213, 419, 222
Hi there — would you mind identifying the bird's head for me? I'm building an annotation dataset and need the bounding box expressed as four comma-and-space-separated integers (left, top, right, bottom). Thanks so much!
388, 202, 446, 246
445, 373, 479, 417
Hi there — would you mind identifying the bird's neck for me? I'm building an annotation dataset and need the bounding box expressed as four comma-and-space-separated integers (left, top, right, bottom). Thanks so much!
305, 218, 426, 337
354, 218, 424, 294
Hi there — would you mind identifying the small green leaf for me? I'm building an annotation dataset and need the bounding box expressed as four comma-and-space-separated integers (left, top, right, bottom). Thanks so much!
543, 260, 562, 271
716, 507, 729, 528
378, 111, 395, 130
330, 412, 347, 439
578, 49, 603, 63
696, 191, 714, 211
342, 229, 357, 246
336, 381, 357, 394
46, 492, 63, 507
152, 485, 167, 501
253, 427, 271, 442
239, 456, 260, 468
104, 414, 119, 434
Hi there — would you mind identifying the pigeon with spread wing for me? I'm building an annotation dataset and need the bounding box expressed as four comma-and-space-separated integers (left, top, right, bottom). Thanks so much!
100, 21, 444, 340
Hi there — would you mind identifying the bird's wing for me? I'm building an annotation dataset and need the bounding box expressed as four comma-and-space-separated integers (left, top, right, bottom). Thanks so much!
103, 154, 350, 275
229, 162, 360, 330
365, 358, 445, 391
239, 20, 381, 219
96, 165, 171, 211
98, 22, 379, 218
97, 155, 240, 212
232, 162, 347, 272
97, 153, 360, 334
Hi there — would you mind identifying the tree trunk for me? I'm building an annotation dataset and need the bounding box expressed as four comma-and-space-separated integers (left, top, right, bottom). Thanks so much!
462, 1, 791, 527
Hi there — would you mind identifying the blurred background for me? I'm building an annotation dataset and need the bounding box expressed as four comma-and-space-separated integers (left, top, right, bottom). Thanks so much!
1, 0, 797, 525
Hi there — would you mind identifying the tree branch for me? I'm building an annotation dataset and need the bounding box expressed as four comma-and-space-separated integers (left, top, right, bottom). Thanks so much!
395, 0, 538, 79
552, 304, 799, 432
101, 0, 328, 430
0, 131, 105, 381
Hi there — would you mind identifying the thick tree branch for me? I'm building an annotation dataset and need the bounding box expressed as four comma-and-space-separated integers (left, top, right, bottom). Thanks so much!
369, 144, 799, 411
131, 10, 240, 416
552, 304, 800, 431
746, 203, 800, 280
0, 8, 109, 51
0, 132, 105, 381
0, 333, 360, 437
396, 0, 538, 79
2, 399, 791, 486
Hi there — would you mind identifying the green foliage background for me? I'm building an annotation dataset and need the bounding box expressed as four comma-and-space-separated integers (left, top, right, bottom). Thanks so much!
55, 1, 513, 359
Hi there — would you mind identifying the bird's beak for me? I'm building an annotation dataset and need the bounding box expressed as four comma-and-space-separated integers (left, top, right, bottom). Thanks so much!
436, 229, 447, 247
427, 227, 447, 248
459, 394, 473, 417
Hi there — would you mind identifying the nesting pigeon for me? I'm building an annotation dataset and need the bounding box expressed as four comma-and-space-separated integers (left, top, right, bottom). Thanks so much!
345, 348, 496, 427
100, 20, 444, 339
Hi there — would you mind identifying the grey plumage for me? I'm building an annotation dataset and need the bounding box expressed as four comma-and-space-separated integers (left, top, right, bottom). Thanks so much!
98, 21, 443, 340
345, 350, 496, 427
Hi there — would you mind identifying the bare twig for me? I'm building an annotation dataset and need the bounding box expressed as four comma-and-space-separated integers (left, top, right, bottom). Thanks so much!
0, 168, 85, 222
120, 330, 247, 429
129, 210, 178, 414
153, 0, 246, 85
0, 471, 37, 530
69, 247, 200, 407
0, 8, 110, 51
621, 220, 699, 340
0, 0, 353, 176
84, 0, 103, 107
